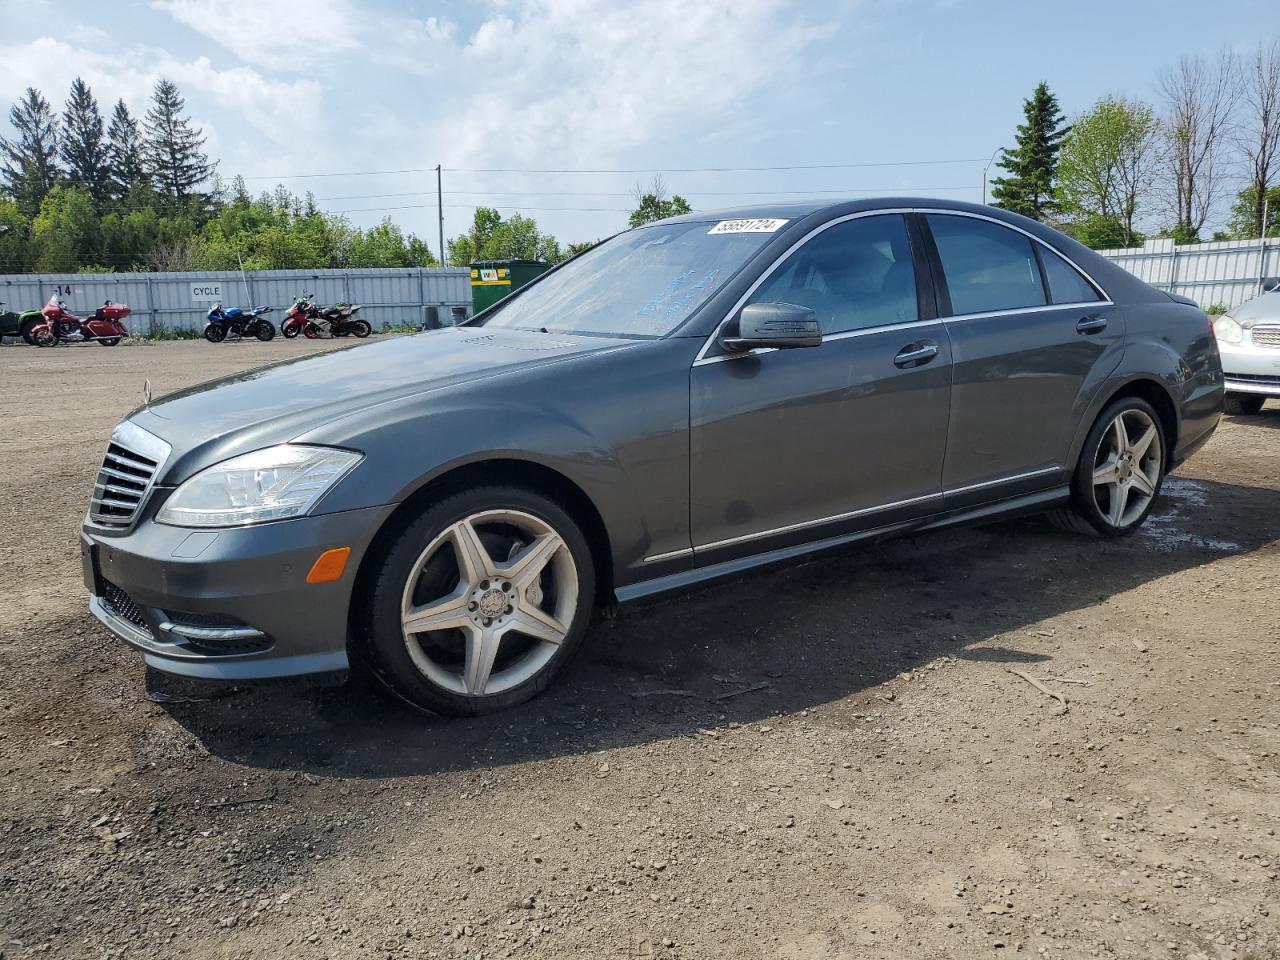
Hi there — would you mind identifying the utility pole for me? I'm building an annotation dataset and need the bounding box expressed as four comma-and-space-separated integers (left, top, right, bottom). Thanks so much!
436, 164, 445, 267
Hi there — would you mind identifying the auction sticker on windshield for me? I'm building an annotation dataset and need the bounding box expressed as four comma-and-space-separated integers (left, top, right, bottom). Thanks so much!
708, 218, 789, 234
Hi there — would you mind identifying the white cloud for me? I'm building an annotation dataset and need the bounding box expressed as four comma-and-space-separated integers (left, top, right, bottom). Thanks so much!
0, 37, 321, 147
151, 0, 360, 62
396, 0, 825, 171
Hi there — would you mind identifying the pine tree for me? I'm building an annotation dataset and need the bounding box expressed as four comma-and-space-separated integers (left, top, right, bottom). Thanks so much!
142, 78, 214, 202
106, 99, 147, 202
0, 87, 60, 217
990, 82, 1069, 221
60, 77, 110, 206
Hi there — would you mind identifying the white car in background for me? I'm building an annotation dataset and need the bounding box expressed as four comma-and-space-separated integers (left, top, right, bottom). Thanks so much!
1214, 285, 1280, 415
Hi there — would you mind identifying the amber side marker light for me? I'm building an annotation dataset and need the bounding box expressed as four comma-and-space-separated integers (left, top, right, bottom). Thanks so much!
306, 547, 352, 584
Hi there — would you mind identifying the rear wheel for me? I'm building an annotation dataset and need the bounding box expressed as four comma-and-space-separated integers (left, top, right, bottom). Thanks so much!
20, 319, 40, 346
360, 485, 596, 716
97, 337, 120, 347
1049, 397, 1165, 537
349, 319, 371, 338
303, 322, 321, 339
254, 320, 276, 342
1224, 394, 1265, 416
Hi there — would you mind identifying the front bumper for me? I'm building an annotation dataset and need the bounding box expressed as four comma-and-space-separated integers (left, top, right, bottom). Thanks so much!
83, 504, 393, 682
1218, 338, 1280, 396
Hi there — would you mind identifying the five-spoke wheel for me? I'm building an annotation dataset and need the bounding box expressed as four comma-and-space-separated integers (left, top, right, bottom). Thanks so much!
362, 486, 594, 715
1052, 396, 1166, 537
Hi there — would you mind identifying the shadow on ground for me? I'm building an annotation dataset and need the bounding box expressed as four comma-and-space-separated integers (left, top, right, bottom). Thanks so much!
160, 477, 1279, 779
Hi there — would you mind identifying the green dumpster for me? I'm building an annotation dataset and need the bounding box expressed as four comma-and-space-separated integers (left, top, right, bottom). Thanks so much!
470, 259, 549, 314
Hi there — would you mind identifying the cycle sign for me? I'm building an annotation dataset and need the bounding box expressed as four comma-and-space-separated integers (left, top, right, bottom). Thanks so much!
190, 282, 224, 302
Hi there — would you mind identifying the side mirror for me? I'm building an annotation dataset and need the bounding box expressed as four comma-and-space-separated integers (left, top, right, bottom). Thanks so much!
1263, 277, 1280, 294
720, 301, 822, 352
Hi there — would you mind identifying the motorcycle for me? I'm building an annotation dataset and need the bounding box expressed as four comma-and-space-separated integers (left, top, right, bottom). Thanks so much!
281, 293, 370, 339
203, 302, 275, 343
29, 296, 130, 347
0, 302, 19, 341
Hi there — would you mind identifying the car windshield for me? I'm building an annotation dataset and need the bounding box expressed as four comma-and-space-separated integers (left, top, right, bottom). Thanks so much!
477, 220, 783, 338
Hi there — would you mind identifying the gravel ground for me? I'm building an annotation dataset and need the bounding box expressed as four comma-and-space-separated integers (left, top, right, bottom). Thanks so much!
0, 338, 1277, 960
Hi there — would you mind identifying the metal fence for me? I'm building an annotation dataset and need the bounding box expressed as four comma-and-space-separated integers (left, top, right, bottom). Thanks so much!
1097, 237, 1280, 310
0, 267, 473, 335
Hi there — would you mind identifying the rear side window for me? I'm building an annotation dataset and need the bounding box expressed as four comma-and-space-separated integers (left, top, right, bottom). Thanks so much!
1040, 246, 1101, 304
927, 214, 1046, 315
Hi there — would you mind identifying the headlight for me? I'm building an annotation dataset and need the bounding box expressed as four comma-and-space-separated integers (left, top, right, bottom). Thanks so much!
1212, 315, 1244, 344
156, 445, 362, 528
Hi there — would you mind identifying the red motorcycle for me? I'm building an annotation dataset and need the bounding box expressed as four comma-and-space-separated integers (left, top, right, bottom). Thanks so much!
281, 293, 370, 339
30, 296, 130, 347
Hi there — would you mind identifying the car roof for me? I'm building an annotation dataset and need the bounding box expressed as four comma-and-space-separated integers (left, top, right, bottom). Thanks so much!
658, 197, 1011, 225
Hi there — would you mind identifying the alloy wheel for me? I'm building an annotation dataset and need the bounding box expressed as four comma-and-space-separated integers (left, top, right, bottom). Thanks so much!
1091, 408, 1162, 528
399, 509, 578, 697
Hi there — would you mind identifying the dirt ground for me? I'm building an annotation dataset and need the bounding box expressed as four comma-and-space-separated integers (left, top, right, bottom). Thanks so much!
0, 338, 1277, 960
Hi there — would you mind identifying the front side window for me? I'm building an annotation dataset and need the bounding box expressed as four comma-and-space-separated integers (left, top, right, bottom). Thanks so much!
1040, 245, 1101, 304
927, 214, 1047, 315
746, 214, 918, 335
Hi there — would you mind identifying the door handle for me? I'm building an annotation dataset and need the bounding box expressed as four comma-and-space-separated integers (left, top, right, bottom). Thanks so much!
893, 340, 939, 368
1075, 314, 1108, 334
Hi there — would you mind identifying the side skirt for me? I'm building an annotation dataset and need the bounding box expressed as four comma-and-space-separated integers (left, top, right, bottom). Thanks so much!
614, 486, 1070, 604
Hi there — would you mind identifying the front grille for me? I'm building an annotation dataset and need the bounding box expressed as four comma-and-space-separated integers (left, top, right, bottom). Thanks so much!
101, 581, 152, 636
88, 423, 169, 529
1252, 325, 1280, 349
1228, 372, 1280, 387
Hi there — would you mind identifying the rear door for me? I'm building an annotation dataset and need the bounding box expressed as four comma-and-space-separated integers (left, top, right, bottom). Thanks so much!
920, 213, 1124, 503
689, 212, 952, 561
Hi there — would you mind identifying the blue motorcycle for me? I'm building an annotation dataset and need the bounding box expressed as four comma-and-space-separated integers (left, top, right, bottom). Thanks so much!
203, 302, 275, 343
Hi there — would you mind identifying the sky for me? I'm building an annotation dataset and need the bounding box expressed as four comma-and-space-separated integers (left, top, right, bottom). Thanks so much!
0, 0, 1276, 256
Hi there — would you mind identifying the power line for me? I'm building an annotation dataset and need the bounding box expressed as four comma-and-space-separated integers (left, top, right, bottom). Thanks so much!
240, 157, 989, 181
316, 185, 977, 202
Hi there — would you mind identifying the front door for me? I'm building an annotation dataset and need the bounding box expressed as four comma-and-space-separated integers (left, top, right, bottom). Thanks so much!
689, 213, 952, 562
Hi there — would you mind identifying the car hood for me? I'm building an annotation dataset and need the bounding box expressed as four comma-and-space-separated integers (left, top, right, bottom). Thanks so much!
1230, 292, 1280, 326
127, 327, 636, 478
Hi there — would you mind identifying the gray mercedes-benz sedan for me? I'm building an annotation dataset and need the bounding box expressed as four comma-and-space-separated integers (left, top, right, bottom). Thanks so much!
82, 200, 1223, 715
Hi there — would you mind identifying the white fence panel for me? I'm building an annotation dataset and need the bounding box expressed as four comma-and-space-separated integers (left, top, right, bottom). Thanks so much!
1098, 237, 1280, 309
0, 267, 473, 335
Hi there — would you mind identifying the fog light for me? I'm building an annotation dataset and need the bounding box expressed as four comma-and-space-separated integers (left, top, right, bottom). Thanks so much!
306, 547, 351, 584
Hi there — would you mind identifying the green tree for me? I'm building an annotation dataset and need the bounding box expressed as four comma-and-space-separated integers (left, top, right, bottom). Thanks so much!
143, 78, 214, 202
106, 99, 148, 203
344, 217, 438, 267
1056, 97, 1161, 247
0, 199, 33, 273
1067, 214, 1143, 250
1225, 184, 1280, 239
31, 185, 102, 272
60, 78, 110, 206
990, 82, 1068, 220
563, 239, 597, 259
628, 176, 692, 227
1, 87, 61, 216
447, 207, 563, 264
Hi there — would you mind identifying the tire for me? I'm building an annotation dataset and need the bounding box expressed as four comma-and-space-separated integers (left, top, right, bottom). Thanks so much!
254, 321, 276, 342
33, 328, 56, 347
20, 319, 40, 346
1224, 394, 1265, 416
303, 322, 321, 340
97, 337, 120, 347
349, 319, 371, 338
1049, 396, 1166, 538
282, 322, 301, 339
359, 484, 597, 716
204, 323, 226, 343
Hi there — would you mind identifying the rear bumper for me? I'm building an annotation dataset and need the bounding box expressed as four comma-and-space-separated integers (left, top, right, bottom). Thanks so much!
83, 503, 393, 682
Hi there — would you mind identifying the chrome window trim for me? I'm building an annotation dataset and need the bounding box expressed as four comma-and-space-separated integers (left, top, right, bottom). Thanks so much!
691, 206, 1113, 367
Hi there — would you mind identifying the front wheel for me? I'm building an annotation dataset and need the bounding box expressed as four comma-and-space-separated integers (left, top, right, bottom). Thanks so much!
97, 337, 121, 347
204, 324, 227, 343
349, 319, 371, 338
254, 320, 276, 342
282, 322, 301, 339
1224, 394, 1265, 416
33, 328, 56, 347
1050, 397, 1166, 537
360, 485, 596, 716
